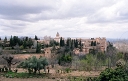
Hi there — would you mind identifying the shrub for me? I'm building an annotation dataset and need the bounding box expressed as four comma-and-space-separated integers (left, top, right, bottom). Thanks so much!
4, 71, 46, 78
97, 67, 128, 81
65, 68, 71, 73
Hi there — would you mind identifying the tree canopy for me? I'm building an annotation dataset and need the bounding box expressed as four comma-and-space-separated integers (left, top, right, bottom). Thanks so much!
18, 56, 48, 74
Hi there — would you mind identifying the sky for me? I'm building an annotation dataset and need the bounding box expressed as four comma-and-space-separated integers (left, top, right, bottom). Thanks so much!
0, 0, 128, 39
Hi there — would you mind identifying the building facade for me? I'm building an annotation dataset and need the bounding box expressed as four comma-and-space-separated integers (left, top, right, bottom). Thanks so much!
54, 32, 60, 43
74, 37, 107, 54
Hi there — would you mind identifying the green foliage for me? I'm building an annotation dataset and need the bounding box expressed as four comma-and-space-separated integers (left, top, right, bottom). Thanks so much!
80, 54, 96, 71
66, 38, 71, 48
116, 52, 123, 60
97, 52, 106, 64
58, 54, 72, 65
23, 41, 27, 49
123, 53, 128, 62
27, 38, 33, 48
60, 37, 65, 47
20, 45, 24, 50
4, 71, 46, 78
10, 36, 21, 47
91, 41, 96, 46
35, 35, 38, 40
65, 47, 71, 53
36, 42, 41, 53
18, 56, 48, 74
66, 38, 79, 50
65, 68, 71, 73
89, 49, 98, 54
10, 36, 33, 49
97, 67, 128, 81
49, 39, 59, 47
116, 59, 125, 67
79, 53, 107, 71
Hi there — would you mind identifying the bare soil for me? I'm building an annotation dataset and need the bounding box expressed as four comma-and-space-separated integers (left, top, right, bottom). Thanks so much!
0, 77, 56, 81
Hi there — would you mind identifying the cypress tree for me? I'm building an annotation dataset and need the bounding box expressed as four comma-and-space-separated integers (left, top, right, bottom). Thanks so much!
94, 41, 96, 46
10, 36, 13, 47
35, 35, 38, 40
36, 42, 41, 53
62, 39, 65, 46
60, 37, 65, 47
23, 41, 27, 49
75, 39, 78, 48
91, 41, 93, 46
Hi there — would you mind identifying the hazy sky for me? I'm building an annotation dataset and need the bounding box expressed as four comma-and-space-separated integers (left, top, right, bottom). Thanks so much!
0, 0, 128, 39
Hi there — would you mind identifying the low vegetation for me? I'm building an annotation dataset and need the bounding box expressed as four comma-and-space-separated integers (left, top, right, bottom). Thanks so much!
4, 71, 47, 78
17, 56, 48, 74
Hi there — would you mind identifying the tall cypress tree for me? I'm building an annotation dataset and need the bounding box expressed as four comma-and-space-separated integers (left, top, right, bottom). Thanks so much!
62, 39, 65, 46
91, 41, 93, 46
71, 39, 75, 49
75, 39, 78, 48
79, 39, 82, 51
35, 35, 38, 40
36, 42, 41, 53
79, 39, 82, 47
23, 41, 27, 49
66, 38, 69, 46
60, 37, 62, 47
28, 38, 33, 48
60, 37, 65, 47
94, 41, 96, 46
10, 36, 13, 47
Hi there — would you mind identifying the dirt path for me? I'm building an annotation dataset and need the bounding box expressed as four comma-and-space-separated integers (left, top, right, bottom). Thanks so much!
0, 77, 56, 81
17, 68, 100, 77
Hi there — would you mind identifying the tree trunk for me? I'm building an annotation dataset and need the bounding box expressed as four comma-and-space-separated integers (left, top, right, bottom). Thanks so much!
34, 68, 37, 74
8, 63, 11, 71
38, 70, 40, 74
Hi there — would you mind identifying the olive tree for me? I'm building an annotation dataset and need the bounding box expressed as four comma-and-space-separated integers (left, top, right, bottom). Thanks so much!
2, 54, 19, 71
18, 56, 48, 74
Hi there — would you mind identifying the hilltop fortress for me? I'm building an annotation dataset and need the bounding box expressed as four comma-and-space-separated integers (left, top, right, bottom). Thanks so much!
0, 32, 107, 56
53, 32, 107, 54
